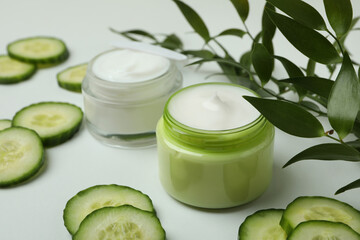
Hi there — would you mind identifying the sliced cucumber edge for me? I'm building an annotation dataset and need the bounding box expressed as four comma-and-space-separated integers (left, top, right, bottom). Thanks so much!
238, 208, 286, 240
12, 101, 83, 147
57, 63, 87, 93
63, 184, 155, 235
0, 55, 36, 84
288, 220, 360, 240
280, 196, 360, 235
73, 205, 165, 240
0, 119, 12, 131
7, 36, 69, 66
0, 127, 45, 187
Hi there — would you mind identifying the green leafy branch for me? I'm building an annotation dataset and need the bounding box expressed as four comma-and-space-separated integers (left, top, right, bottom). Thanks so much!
111, 0, 360, 194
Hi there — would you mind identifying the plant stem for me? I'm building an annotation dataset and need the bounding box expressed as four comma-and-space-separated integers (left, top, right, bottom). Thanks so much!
204, 42, 218, 55
325, 134, 343, 143
327, 30, 344, 55
243, 22, 255, 41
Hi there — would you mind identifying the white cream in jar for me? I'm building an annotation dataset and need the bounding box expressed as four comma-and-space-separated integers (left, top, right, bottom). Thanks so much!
82, 48, 183, 148
168, 84, 260, 130
92, 49, 170, 83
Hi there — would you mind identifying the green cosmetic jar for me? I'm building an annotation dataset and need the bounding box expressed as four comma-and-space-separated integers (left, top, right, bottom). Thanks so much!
156, 83, 275, 208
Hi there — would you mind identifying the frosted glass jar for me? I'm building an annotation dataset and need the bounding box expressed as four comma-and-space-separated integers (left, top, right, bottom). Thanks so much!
82, 49, 183, 148
156, 83, 275, 208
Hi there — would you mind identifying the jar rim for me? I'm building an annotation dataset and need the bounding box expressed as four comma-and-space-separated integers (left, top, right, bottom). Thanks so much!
162, 83, 267, 150
82, 48, 183, 105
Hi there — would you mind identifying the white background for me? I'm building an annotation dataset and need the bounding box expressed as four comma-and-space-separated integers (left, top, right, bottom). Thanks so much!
1, 0, 360, 239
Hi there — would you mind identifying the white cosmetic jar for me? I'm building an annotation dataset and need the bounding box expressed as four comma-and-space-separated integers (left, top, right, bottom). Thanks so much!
82, 48, 183, 148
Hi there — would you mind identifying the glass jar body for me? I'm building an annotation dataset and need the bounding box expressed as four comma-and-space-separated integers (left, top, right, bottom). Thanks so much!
156, 114, 274, 209
82, 49, 183, 148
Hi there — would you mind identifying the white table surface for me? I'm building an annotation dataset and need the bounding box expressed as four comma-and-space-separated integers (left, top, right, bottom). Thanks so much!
1, 0, 360, 239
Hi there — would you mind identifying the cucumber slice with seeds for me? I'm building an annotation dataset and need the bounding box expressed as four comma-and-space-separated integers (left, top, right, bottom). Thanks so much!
0, 55, 36, 84
57, 63, 87, 93
280, 196, 360, 235
0, 119, 12, 131
12, 102, 83, 147
238, 209, 287, 240
73, 205, 165, 240
7, 36, 69, 66
0, 127, 44, 187
64, 184, 155, 235
288, 220, 360, 240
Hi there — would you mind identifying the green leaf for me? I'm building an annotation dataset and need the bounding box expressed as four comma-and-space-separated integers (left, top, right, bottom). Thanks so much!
173, 0, 210, 42
275, 56, 306, 99
255, 88, 276, 98
217, 28, 246, 38
310, 96, 329, 108
352, 123, 360, 138
281, 77, 333, 100
328, 52, 360, 139
251, 32, 262, 50
113, 29, 158, 41
266, 9, 340, 64
237, 76, 259, 91
347, 139, 360, 150
110, 28, 140, 41
187, 58, 249, 72
350, 17, 360, 30
306, 59, 316, 76
275, 56, 304, 77
283, 143, 360, 167
334, 17, 360, 53
217, 61, 240, 84
324, 0, 353, 37
327, 64, 336, 76
230, 0, 249, 22
352, 120, 360, 138
208, 54, 242, 84
262, 3, 276, 54
300, 101, 321, 113
160, 34, 183, 50
336, 178, 360, 194
182, 50, 214, 59
251, 43, 273, 85
267, 0, 327, 30
277, 81, 291, 94
352, 113, 360, 138
262, 3, 276, 40
240, 51, 252, 70
243, 96, 325, 138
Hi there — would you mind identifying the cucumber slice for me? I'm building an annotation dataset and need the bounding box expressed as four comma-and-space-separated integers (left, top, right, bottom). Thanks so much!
0, 127, 44, 187
0, 119, 12, 131
280, 196, 360, 235
0, 55, 36, 84
288, 220, 360, 240
57, 63, 87, 93
73, 205, 165, 240
12, 102, 83, 147
7, 36, 69, 66
238, 209, 287, 240
63, 185, 155, 235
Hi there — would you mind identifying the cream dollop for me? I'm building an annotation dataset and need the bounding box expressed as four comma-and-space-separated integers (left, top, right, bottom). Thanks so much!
92, 49, 170, 83
168, 84, 260, 130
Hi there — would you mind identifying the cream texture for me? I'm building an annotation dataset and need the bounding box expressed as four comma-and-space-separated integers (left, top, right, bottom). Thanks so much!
168, 84, 260, 130
92, 49, 170, 83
